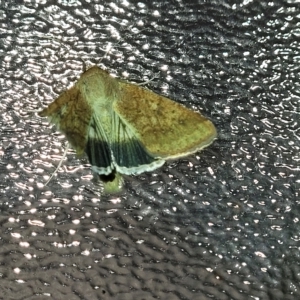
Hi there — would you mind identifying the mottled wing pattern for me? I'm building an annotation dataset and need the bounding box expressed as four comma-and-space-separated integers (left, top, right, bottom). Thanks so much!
114, 81, 217, 159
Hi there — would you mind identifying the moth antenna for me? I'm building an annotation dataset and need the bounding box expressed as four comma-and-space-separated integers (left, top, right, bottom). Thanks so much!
24, 108, 41, 114
137, 72, 160, 86
80, 57, 88, 72
80, 42, 117, 73
98, 40, 123, 64
44, 143, 70, 186
99, 43, 114, 63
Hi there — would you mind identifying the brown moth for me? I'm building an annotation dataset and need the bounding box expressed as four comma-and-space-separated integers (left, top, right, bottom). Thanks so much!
39, 66, 217, 192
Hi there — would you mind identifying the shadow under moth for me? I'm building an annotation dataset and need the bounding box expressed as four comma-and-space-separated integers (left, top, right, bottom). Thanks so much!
39, 66, 217, 192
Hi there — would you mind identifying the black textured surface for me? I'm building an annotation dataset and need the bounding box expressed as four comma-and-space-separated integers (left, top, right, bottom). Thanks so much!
0, 1, 299, 299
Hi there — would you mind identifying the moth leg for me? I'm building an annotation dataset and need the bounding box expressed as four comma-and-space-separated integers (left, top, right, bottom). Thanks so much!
44, 143, 70, 186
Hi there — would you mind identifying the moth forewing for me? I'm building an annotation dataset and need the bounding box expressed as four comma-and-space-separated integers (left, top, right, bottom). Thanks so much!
39, 86, 92, 156
114, 81, 217, 159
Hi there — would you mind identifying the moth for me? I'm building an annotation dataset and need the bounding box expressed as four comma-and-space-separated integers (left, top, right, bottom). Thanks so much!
39, 66, 217, 192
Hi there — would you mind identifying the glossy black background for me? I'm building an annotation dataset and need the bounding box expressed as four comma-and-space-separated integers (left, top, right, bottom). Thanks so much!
0, 1, 299, 299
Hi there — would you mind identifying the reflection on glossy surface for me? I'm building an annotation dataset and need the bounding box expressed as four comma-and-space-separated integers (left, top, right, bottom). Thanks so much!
0, 0, 299, 299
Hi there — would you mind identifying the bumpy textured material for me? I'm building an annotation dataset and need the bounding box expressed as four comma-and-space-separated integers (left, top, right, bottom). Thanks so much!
0, 1, 299, 299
